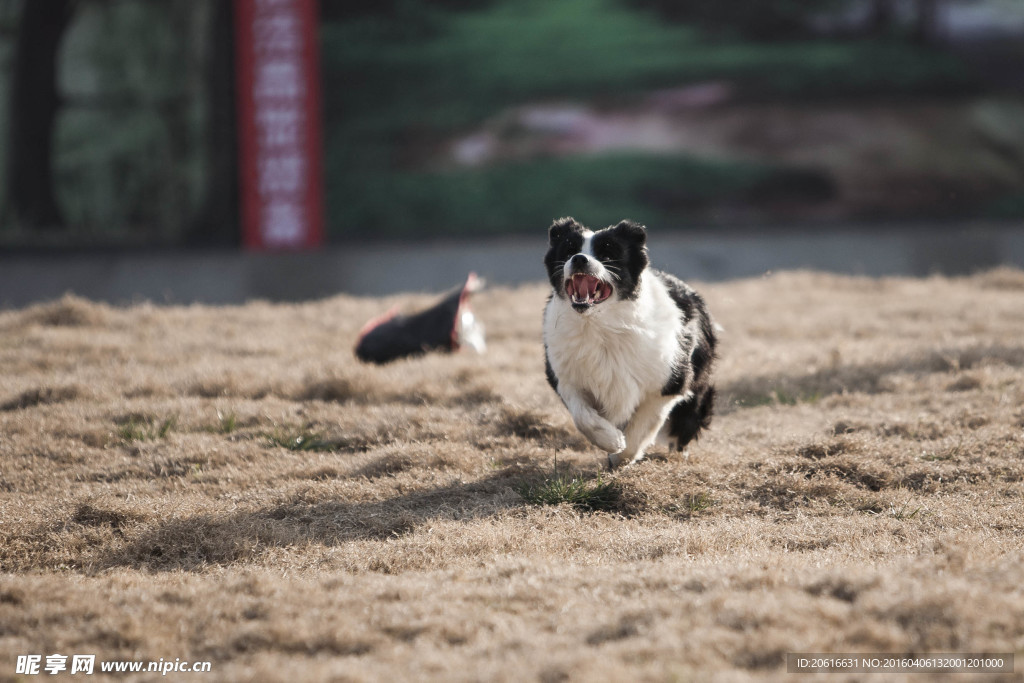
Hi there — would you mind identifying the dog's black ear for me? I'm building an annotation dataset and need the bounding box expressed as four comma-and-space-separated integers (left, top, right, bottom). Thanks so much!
612, 220, 647, 247
549, 217, 583, 246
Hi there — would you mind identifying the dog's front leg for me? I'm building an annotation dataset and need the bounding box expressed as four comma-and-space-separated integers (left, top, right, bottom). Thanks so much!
558, 384, 625, 454
610, 394, 683, 468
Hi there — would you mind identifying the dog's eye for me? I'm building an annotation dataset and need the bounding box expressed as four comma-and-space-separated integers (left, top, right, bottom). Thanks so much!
596, 241, 619, 259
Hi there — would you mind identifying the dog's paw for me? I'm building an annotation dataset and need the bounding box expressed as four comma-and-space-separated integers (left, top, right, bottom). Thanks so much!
573, 411, 625, 454
590, 425, 625, 454
607, 450, 645, 469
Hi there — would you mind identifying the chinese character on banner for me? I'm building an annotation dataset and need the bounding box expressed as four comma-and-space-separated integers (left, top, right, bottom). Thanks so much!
235, 0, 325, 250
70, 655, 96, 675
44, 654, 68, 675
16, 655, 41, 675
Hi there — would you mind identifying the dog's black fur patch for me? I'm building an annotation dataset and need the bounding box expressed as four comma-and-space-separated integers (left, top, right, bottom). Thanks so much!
545, 218, 585, 295
544, 345, 558, 392
656, 270, 717, 449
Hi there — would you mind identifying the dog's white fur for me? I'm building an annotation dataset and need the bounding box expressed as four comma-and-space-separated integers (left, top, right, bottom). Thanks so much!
544, 256, 685, 467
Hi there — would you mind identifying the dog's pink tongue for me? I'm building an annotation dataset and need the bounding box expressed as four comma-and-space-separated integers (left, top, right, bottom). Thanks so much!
573, 275, 597, 297
569, 274, 603, 302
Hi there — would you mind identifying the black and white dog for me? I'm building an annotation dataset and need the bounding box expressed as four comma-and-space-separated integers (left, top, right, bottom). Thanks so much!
543, 217, 717, 468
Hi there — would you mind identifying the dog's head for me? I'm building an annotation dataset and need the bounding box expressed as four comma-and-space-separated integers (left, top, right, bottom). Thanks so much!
544, 217, 649, 313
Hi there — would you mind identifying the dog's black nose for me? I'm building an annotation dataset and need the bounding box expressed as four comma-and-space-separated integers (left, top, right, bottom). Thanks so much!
570, 254, 589, 270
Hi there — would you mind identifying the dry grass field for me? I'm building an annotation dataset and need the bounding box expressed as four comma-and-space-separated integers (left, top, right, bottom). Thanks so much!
2, 268, 1024, 682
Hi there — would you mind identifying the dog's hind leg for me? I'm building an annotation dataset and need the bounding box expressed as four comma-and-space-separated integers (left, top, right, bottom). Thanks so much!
665, 385, 715, 452
610, 394, 682, 468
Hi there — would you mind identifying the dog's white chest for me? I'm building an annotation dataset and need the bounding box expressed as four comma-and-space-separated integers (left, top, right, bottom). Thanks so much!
544, 281, 682, 427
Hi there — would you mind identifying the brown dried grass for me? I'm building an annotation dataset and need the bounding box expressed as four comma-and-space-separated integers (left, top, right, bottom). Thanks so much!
1, 271, 1023, 681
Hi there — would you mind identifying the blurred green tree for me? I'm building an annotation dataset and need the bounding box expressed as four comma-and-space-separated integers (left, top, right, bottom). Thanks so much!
624, 0, 946, 42
622, 0, 842, 40
2, 0, 236, 244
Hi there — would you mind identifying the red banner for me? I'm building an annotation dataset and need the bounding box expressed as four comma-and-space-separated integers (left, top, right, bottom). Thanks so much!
234, 0, 324, 249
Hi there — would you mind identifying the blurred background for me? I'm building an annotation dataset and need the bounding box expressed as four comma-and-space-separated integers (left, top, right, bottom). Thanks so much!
1, 0, 1023, 301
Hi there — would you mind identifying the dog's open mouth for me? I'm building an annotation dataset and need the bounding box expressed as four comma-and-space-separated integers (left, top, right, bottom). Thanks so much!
566, 273, 612, 310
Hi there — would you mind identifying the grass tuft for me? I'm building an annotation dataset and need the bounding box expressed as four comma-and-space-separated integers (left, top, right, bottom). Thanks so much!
117, 416, 176, 442
887, 503, 926, 520
516, 472, 622, 512
662, 491, 715, 516
683, 491, 714, 514
217, 410, 238, 434
264, 427, 339, 452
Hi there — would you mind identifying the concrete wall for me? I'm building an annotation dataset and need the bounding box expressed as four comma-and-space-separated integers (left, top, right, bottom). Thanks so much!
1, 223, 1022, 308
